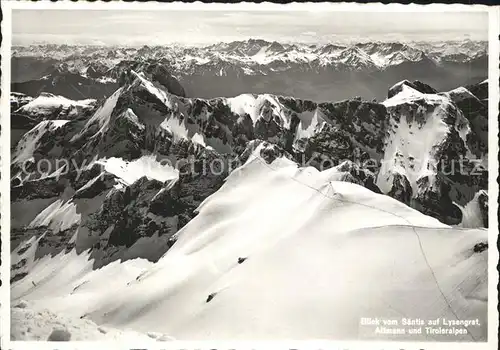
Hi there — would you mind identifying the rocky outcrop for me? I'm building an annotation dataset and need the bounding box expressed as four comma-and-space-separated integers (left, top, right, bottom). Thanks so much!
12, 71, 119, 100
10, 92, 33, 111
387, 80, 437, 98
116, 60, 186, 97
446, 84, 488, 159
413, 174, 464, 225
379, 81, 488, 225
465, 80, 488, 102
332, 161, 381, 193
387, 172, 412, 206
477, 190, 488, 228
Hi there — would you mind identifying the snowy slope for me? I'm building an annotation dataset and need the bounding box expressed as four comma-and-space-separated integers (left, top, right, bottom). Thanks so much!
96, 156, 179, 186
377, 83, 471, 197
73, 87, 123, 140
456, 190, 488, 228
226, 93, 291, 126
11, 144, 488, 341
15, 92, 96, 119
377, 84, 451, 194
12, 300, 168, 342
12, 120, 70, 164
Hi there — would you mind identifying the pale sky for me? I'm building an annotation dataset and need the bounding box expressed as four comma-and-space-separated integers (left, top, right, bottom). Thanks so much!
12, 10, 488, 46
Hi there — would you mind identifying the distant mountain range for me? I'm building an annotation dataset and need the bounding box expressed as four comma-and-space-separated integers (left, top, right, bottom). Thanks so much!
11, 39, 487, 102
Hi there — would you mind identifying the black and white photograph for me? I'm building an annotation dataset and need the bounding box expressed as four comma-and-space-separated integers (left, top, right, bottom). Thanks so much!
1, 2, 497, 346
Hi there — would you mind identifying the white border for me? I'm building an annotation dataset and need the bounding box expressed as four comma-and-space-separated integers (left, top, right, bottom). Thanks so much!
1, 1, 494, 12
487, 6, 500, 350
0, 2, 498, 350
0, 1, 12, 348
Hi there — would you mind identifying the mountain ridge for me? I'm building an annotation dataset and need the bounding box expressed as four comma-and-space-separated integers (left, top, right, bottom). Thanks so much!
10, 67, 488, 274
12, 40, 487, 102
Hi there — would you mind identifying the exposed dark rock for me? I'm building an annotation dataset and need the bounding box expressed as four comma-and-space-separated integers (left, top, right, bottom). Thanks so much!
333, 160, 382, 194
466, 80, 488, 102
11, 176, 68, 201
447, 87, 488, 159
387, 173, 413, 206
115, 60, 186, 97
11, 272, 29, 284
411, 80, 438, 95
259, 142, 285, 164
477, 190, 488, 228
11, 68, 489, 284
47, 329, 72, 341
11, 258, 27, 270
413, 175, 463, 225
206, 293, 217, 303
12, 71, 118, 100
388, 80, 437, 99
473, 242, 488, 253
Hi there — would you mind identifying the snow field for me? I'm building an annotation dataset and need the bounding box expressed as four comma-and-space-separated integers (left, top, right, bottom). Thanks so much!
11, 144, 487, 340
15, 93, 95, 117
13, 120, 70, 164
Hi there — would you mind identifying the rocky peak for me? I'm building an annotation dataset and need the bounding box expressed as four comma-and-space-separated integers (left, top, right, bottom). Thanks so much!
387, 80, 437, 98
118, 60, 186, 97
379, 79, 488, 225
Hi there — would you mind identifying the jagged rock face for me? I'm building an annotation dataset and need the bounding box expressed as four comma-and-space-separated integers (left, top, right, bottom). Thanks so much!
86, 64, 107, 79
387, 172, 412, 205
477, 190, 488, 228
254, 101, 282, 141
11, 117, 92, 185
12, 71, 119, 100
10, 68, 489, 283
115, 60, 186, 97
410, 80, 438, 95
293, 100, 389, 172
387, 80, 437, 98
258, 141, 287, 164
71, 72, 392, 167
378, 81, 488, 225
316, 99, 388, 155
11, 71, 235, 270
466, 80, 488, 102
446, 84, 488, 159
84, 177, 179, 266
413, 174, 464, 225
300, 124, 357, 169
331, 160, 381, 193
10, 92, 33, 111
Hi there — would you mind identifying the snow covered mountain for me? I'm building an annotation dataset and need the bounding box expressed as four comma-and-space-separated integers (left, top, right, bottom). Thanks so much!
11, 39, 487, 102
12, 39, 487, 74
10, 64, 489, 341
11, 144, 488, 341
13, 92, 96, 121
